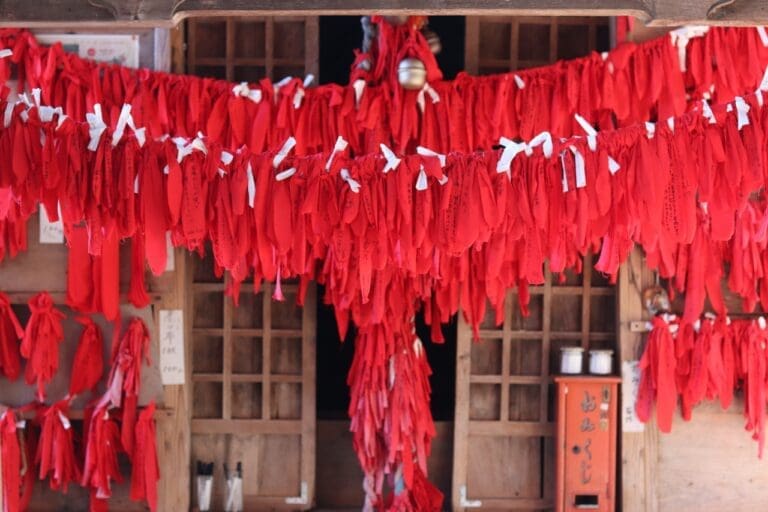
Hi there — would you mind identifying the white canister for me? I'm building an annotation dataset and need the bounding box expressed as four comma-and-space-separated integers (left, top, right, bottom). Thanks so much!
589, 349, 614, 375
560, 347, 584, 374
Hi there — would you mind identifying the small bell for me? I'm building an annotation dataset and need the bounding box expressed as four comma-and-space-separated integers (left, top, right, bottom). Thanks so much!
421, 27, 442, 54
397, 57, 426, 90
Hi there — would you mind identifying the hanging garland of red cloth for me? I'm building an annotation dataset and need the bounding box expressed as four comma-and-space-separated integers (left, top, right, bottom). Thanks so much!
0, 24, 764, 160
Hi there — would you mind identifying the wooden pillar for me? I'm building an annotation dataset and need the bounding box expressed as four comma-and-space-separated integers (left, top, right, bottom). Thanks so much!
154, 248, 192, 511
617, 248, 658, 512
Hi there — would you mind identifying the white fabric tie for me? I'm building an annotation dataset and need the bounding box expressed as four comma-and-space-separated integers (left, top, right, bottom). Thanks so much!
496, 137, 527, 177
513, 74, 525, 89
218, 151, 234, 178
38, 106, 63, 123
416, 82, 440, 113
247, 161, 256, 208
669, 25, 709, 71
608, 156, 621, 175
380, 143, 401, 173
232, 82, 262, 103
273, 136, 297, 168
112, 104, 146, 147
340, 168, 361, 193
0, 49, 12, 59
174, 134, 207, 163
325, 136, 348, 171
353, 79, 366, 109
701, 99, 716, 124
758, 27, 768, 47
734, 96, 750, 130
415, 167, 428, 191
497, 132, 553, 178
275, 167, 297, 181
574, 113, 597, 151
86, 104, 107, 152
645, 121, 656, 139
416, 145, 446, 167
3, 102, 13, 129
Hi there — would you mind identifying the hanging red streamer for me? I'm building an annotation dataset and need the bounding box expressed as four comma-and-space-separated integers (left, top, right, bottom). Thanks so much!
20, 292, 65, 402
130, 402, 159, 512
68, 316, 105, 397
0, 291, 23, 381
35, 400, 81, 492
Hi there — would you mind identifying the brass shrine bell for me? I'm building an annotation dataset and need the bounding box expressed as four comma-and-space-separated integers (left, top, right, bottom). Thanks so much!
397, 57, 427, 90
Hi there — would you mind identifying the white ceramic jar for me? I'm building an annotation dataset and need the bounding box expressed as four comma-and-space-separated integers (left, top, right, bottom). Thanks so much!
588, 349, 614, 375
560, 347, 584, 374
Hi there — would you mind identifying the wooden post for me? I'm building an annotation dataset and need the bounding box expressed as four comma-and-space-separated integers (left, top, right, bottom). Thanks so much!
154, 248, 192, 510
617, 248, 658, 512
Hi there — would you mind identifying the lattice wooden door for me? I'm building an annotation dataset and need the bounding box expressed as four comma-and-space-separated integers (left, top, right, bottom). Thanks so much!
184, 16, 319, 81
180, 18, 319, 509
452, 259, 616, 510
464, 16, 609, 75
188, 249, 316, 509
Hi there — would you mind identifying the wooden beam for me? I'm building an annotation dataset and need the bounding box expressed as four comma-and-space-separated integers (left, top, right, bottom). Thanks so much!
650, 0, 768, 26
0, 0, 645, 28
1, 0, 767, 27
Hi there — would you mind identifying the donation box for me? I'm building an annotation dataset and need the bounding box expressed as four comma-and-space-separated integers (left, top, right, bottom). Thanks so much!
555, 376, 620, 512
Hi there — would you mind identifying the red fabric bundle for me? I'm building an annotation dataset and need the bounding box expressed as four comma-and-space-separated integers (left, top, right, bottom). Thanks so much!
107, 317, 150, 458
0, 189, 28, 263
347, 271, 440, 507
0, 292, 23, 381
636, 315, 678, 433
0, 409, 21, 512
638, 315, 768, 457
129, 402, 159, 512
82, 403, 123, 507
68, 316, 105, 396
36, 400, 81, 492
20, 291, 65, 402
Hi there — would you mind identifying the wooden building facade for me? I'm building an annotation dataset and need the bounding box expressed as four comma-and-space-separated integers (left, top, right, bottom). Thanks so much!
0, 7, 767, 512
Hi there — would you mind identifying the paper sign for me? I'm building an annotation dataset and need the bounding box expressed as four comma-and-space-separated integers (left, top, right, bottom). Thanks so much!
39, 204, 64, 244
622, 360, 644, 432
165, 231, 175, 272
159, 309, 185, 385
36, 34, 139, 68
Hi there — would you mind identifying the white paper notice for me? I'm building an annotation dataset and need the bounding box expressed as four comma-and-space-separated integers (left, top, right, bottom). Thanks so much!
164, 231, 175, 272
622, 360, 644, 433
39, 204, 64, 244
159, 309, 185, 385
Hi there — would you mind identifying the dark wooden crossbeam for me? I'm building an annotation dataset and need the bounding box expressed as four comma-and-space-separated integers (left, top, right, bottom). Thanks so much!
0, 0, 764, 27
